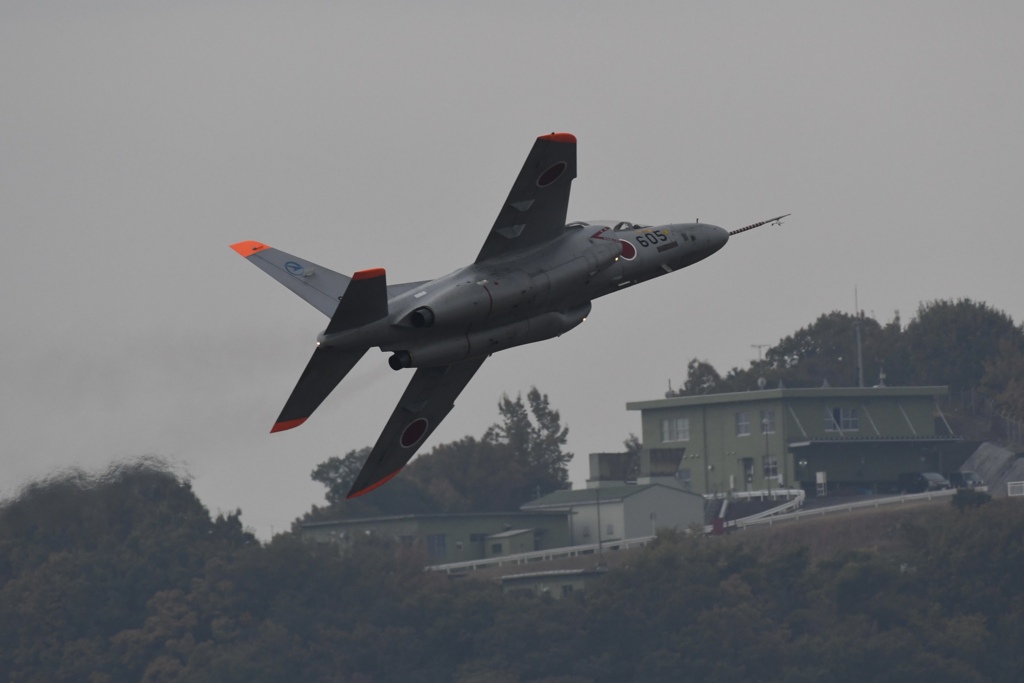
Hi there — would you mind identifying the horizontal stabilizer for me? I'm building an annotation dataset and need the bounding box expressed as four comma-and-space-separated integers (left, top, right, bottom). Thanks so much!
347, 356, 487, 497
230, 241, 352, 317
271, 346, 368, 432
231, 241, 430, 318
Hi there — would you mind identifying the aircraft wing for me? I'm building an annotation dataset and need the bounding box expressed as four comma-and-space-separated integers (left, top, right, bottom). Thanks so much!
474, 133, 577, 263
347, 356, 487, 498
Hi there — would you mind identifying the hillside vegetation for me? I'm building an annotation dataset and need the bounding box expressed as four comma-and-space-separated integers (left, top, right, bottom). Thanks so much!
3, 461, 1023, 683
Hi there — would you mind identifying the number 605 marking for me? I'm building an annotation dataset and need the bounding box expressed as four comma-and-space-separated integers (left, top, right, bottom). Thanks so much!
635, 230, 669, 248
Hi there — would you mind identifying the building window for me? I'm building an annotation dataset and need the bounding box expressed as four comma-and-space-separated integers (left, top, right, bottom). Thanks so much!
660, 417, 689, 442
824, 407, 859, 432
762, 454, 778, 478
469, 533, 487, 543
606, 523, 614, 537
760, 410, 776, 434
561, 585, 574, 598
491, 543, 503, 555
736, 411, 750, 436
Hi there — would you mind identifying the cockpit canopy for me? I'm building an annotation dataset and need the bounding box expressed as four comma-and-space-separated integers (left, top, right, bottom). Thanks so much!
566, 220, 652, 231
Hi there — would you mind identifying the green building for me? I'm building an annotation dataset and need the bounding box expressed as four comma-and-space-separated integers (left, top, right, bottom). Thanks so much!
520, 482, 707, 544
299, 511, 570, 564
626, 386, 969, 495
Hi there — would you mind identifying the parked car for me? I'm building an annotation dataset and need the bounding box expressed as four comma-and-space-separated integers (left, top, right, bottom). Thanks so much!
896, 471, 952, 493
946, 471, 986, 490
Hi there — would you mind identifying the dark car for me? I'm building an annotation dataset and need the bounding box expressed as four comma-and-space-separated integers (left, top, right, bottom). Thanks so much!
946, 471, 986, 489
897, 471, 952, 493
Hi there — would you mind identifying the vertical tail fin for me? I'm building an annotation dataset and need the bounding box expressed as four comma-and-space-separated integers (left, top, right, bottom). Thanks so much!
325, 268, 388, 334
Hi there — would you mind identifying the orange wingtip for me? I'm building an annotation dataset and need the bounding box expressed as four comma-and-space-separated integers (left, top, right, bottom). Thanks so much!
347, 468, 403, 499
539, 132, 576, 144
270, 417, 307, 433
352, 267, 386, 281
230, 240, 271, 257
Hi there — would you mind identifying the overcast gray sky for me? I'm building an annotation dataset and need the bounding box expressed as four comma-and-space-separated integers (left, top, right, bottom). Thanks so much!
2, 1, 1022, 538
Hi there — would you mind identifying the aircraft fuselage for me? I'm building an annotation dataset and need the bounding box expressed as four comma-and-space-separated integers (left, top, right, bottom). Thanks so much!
317, 221, 728, 368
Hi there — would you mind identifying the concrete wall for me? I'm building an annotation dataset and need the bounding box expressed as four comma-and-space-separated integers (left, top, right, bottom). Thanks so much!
963, 442, 1024, 496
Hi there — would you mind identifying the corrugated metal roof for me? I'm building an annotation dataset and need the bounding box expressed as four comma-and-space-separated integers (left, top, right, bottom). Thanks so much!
299, 510, 565, 529
626, 385, 949, 411
521, 483, 699, 510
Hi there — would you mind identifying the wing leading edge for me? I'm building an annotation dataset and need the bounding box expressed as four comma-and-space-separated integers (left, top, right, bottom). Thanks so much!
474, 132, 577, 263
347, 356, 488, 498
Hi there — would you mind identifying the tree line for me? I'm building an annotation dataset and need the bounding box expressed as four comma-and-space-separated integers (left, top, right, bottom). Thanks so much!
677, 298, 1024, 418
300, 387, 574, 523
2, 460, 1023, 682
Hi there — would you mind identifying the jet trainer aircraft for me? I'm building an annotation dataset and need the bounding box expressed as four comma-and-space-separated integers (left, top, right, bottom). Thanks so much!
231, 133, 786, 498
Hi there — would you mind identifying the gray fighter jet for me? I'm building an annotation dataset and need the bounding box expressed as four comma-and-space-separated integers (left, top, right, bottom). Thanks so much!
231, 132, 786, 497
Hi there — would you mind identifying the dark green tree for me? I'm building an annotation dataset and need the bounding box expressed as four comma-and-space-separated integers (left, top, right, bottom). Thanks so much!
310, 447, 371, 505
305, 387, 572, 518
764, 311, 892, 388
681, 358, 723, 395
904, 298, 1020, 392
980, 335, 1024, 417
484, 387, 572, 494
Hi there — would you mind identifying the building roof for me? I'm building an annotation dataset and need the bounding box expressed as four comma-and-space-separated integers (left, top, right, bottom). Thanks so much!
299, 510, 565, 530
626, 385, 949, 411
498, 568, 608, 583
486, 528, 534, 539
521, 483, 701, 511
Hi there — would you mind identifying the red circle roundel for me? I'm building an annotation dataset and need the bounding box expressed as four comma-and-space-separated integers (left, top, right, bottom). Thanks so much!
619, 240, 637, 260
537, 161, 567, 187
400, 418, 429, 448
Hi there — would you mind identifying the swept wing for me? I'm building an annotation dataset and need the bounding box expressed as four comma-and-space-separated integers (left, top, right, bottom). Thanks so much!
474, 132, 577, 263
347, 356, 487, 498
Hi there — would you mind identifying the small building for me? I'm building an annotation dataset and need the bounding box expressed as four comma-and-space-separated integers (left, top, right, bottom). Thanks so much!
485, 528, 536, 558
299, 511, 570, 564
626, 386, 972, 495
499, 568, 608, 599
521, 481, 706, 545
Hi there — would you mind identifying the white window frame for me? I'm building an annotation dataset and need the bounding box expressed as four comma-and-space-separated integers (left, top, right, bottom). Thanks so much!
824, 407, 859, 432
736, 411, 750, 436
760, 409, 776, 434
660, 417, 690, 442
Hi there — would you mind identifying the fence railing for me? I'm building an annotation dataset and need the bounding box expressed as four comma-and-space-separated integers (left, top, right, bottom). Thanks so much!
1008, 482, 1024, 497
426, 535, 657, 574
725, 488, 957, 531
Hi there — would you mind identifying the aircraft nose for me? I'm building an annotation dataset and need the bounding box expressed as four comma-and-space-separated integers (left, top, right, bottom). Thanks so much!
704, 224, 729, 253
